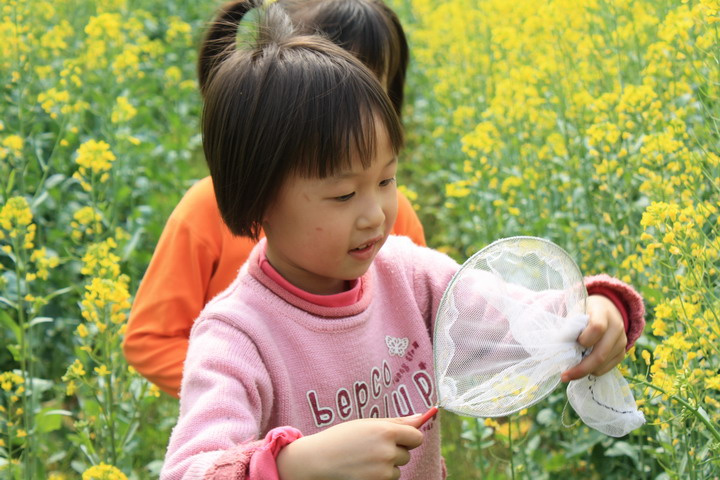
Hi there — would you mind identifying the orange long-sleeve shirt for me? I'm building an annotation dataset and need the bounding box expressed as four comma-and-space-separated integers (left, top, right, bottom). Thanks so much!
122, 176, 426, 397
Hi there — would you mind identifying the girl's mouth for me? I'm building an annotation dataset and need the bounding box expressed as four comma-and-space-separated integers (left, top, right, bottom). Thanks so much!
349, 237, 382, 259
352, 241, 373, 252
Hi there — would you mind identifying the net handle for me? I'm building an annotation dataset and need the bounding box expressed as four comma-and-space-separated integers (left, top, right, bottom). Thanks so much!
417, 406, 439, 427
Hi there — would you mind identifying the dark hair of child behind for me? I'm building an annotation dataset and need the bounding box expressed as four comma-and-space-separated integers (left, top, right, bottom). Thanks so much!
198, 0, 409, 117
199, 2, 405, 239
279, 0, 409, 115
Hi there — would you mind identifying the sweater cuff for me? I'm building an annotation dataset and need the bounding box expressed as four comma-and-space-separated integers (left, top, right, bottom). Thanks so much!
203, 440, 264, 480
585, 274, 646, 350
248, 427, 304, 480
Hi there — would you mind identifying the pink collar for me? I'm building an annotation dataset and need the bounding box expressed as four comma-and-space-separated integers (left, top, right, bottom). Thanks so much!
259, 247, 362, 308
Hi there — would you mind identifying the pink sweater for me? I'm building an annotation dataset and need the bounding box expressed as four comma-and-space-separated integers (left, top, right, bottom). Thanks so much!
161, 236, 645, 479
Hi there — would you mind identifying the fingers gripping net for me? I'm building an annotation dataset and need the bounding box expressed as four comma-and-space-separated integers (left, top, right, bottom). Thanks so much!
433, 237, 644, 437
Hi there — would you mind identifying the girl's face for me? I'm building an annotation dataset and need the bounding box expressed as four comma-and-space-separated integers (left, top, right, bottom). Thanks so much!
262, 120, 398, 295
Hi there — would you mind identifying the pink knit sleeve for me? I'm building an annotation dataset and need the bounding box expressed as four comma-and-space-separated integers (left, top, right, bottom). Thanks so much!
584, 274, 645, 349
202, 441, 263, 480
161, 318, 278, 480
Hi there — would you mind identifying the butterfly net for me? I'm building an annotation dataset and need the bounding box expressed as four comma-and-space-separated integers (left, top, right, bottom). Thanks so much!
433, 236, 644, 437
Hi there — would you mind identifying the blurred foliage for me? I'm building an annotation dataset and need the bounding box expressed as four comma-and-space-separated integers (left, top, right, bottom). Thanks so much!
1, 0, 719, 477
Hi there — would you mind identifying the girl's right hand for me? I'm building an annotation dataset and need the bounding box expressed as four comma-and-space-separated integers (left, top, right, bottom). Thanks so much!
276, 414, 426, 480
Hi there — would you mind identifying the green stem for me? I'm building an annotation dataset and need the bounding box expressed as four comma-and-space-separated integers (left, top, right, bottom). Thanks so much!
636, 378, 720, 443
12, 236, 33, 480
119, 380, 149, 451
104, 328, 118, 465
508, 416, 515, 480
3, 411, 14, 479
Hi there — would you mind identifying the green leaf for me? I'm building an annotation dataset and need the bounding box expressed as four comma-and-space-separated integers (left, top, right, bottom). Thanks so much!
35, 407, 72, 433
0, 308, 20, 340
536, 407, 555, 426
5, 168, 16, 197
45, 286, 73, 302
6, 343, 20, 362
563, 431, 604, 457
121, 225, 145, 261
27, 316, 54, 329
0, 295, 18, 310
605, 440, 640, 468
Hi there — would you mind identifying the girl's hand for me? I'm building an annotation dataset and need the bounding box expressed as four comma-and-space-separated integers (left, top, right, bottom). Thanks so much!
276, 414, 425, 480
561, 294, 627, 382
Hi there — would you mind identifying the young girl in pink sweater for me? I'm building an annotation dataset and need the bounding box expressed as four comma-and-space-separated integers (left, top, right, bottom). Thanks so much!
161, 3, 645, 479
124, 0, 423, 399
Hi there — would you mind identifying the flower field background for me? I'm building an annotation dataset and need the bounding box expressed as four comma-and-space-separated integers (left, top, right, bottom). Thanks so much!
0, 0, 718, 478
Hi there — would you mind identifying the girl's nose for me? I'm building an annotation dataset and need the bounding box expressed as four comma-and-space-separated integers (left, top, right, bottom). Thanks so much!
357, 197, 386, 230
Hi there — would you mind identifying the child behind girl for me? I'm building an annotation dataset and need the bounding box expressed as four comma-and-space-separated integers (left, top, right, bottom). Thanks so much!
123, 0, 424, 398
161, 3, 645, 479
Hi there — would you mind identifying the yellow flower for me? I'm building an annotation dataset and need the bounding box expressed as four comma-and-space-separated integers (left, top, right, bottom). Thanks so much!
94, 365, 111, 376
29, 247, 59, 279
75, 140, 116, 175
165, 65, 182, 84
149, 384, 161, 398
641, 350, 651, 365
2, 134, 23, 154
76, 323, 89, 338
706, 375, 720, 391
63, 359, 86, 380
37, 88, 70, 117
82, 463, 128, 480
84, 13, 122, 39
110, 97, 137, 124
0, 372, 24, 392
80, 238, 122, 278
0, 196, 33, 232
665, 332, 692, 351
71, 206, 104, 239
445, 180, 472, 198
166, 17, 192, 44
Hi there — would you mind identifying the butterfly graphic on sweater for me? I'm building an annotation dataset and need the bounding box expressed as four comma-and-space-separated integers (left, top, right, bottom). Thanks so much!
385, 336, 409, 357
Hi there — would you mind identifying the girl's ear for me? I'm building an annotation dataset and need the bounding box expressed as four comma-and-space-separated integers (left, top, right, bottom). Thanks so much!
198, 0, 258, 95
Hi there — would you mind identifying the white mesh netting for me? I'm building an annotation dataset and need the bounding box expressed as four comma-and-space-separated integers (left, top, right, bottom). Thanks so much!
433, 236, 644, 437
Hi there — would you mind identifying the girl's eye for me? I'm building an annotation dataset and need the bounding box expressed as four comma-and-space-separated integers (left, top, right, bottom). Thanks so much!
334, 192, 355, 202
380, 177, 396, 187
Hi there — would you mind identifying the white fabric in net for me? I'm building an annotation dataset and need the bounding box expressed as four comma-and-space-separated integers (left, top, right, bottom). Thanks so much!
434, 237, 644, 437
567, 369, 645, 437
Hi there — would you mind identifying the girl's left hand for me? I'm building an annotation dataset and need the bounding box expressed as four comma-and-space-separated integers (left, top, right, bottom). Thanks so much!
561, 294, 627, 382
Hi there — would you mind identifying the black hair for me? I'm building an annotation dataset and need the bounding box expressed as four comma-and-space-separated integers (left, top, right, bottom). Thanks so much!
200, 2, 404, 239
198, 0, 409, 116
278, 0, 409, 115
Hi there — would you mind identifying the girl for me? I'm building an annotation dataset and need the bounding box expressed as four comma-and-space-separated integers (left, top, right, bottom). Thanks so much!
123, 0, 423, 398
161, 3, 645, 479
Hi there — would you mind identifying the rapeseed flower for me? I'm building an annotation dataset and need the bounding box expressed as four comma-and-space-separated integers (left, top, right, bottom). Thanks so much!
71, 206, 104, 241
0, 196, 36, 250
110, 97, 137, 124
80, 238, 121, 278
75, 140, 116, 175
73, 140, 116, 190
82, 463, 128, 480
